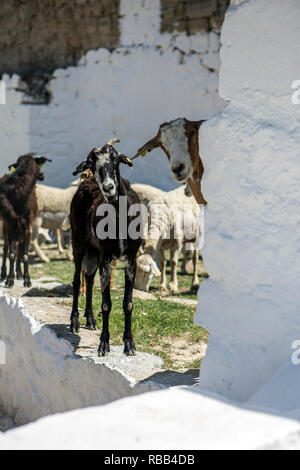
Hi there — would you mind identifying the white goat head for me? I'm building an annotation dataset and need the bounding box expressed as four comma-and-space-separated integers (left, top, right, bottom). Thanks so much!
134, 118, 205, 184
134, 254, 161, 292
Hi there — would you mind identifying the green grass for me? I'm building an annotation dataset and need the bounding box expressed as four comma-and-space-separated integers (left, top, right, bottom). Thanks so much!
29, 245, 209, 370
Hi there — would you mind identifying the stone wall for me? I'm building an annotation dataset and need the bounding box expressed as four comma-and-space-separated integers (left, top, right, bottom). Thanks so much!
0, 0, 225, 190
0, 0, 120, 76
0, 0, 229, 77
161, 0, 230, 34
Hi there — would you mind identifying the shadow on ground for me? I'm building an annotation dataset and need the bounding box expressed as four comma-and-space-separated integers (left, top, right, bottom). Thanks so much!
142, 368, 199, 387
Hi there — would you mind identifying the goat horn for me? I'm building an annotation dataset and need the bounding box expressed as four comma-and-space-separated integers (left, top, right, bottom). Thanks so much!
107, 138, 120, 146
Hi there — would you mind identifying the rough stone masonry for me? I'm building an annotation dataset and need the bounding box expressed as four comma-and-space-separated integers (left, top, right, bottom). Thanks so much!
0, 0, 229, 77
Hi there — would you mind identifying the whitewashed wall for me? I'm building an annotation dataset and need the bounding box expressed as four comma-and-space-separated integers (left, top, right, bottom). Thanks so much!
0, 77, 29, 176
0, 0, 224, 189
196, 0, 300, 402
0, 293, 159, 426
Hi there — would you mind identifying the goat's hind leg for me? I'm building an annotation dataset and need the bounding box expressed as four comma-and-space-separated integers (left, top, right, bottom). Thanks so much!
82, 247, 99, 330
98, 259, 113, 357
0, 229, 8, 282
22, 228, 32, 287
5, 237, 16, 288
70, 260, 82, 333
84, 271, 97, 330
16, 244, 23, 281
123, 256, 137, 356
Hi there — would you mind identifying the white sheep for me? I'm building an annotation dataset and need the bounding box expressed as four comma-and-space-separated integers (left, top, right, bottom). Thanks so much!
135, 185, 201, 294
131, 183, 165, 207
31, 182, 79, 263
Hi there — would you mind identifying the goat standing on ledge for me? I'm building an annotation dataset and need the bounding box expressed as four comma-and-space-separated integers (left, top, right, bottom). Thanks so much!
70, 139, 142, 356
0, 154, 51, 288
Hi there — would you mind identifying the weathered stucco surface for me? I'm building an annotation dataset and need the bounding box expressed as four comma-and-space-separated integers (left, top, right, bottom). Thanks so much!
0, 293, 160, 426
196, 0, 300, 402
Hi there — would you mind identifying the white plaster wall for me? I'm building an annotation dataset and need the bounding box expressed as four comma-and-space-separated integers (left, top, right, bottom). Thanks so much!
1, 0, 224, 189
1, 388, 300, 450
196, 0, 300, 402
0, 76, 29, 177
0, 293, 159, 426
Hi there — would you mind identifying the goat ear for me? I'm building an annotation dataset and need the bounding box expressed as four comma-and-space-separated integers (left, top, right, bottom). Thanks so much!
8, 164, 16, 173
80, 169, 93, 181
35, 156, 52, 167
184, 119, 206, 135
73, 161, 89, 176
194, 120, 205, 132
133, 132, 161, 158
73, 148, 98, 176
118, 154, 133, 167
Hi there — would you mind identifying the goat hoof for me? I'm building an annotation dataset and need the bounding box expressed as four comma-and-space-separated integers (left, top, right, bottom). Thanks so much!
190, 284, 199, 294
5, 279, 14, 288
86, 322, 97, 331
16, 273, 23, 281
124, 339, 136, 356
85, 315, 97, 330
70, 324, 80, 334
23, 279, 32, 288
70, 314, 80, 333
98, 341, 110, 356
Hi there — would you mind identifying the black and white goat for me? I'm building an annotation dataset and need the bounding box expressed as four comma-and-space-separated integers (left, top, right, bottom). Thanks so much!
70, 139, 142, 356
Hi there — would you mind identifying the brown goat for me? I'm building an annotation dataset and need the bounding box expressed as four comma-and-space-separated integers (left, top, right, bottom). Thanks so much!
134, 117, 207, 205
0, 154, 51, 287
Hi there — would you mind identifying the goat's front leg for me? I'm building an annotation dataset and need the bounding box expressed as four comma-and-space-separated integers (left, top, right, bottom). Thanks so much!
123, 256, 136, 356
22, 228, 32, 287
84, 271, 97, 330
70, 260, 82, 333
0, 229, 8, 282
98, 260, 112, 356
5, 237, 17, 288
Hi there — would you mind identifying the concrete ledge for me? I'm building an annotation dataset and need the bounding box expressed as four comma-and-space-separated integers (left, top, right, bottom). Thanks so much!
0, 292, 162, 426
1, 388, 300, 450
